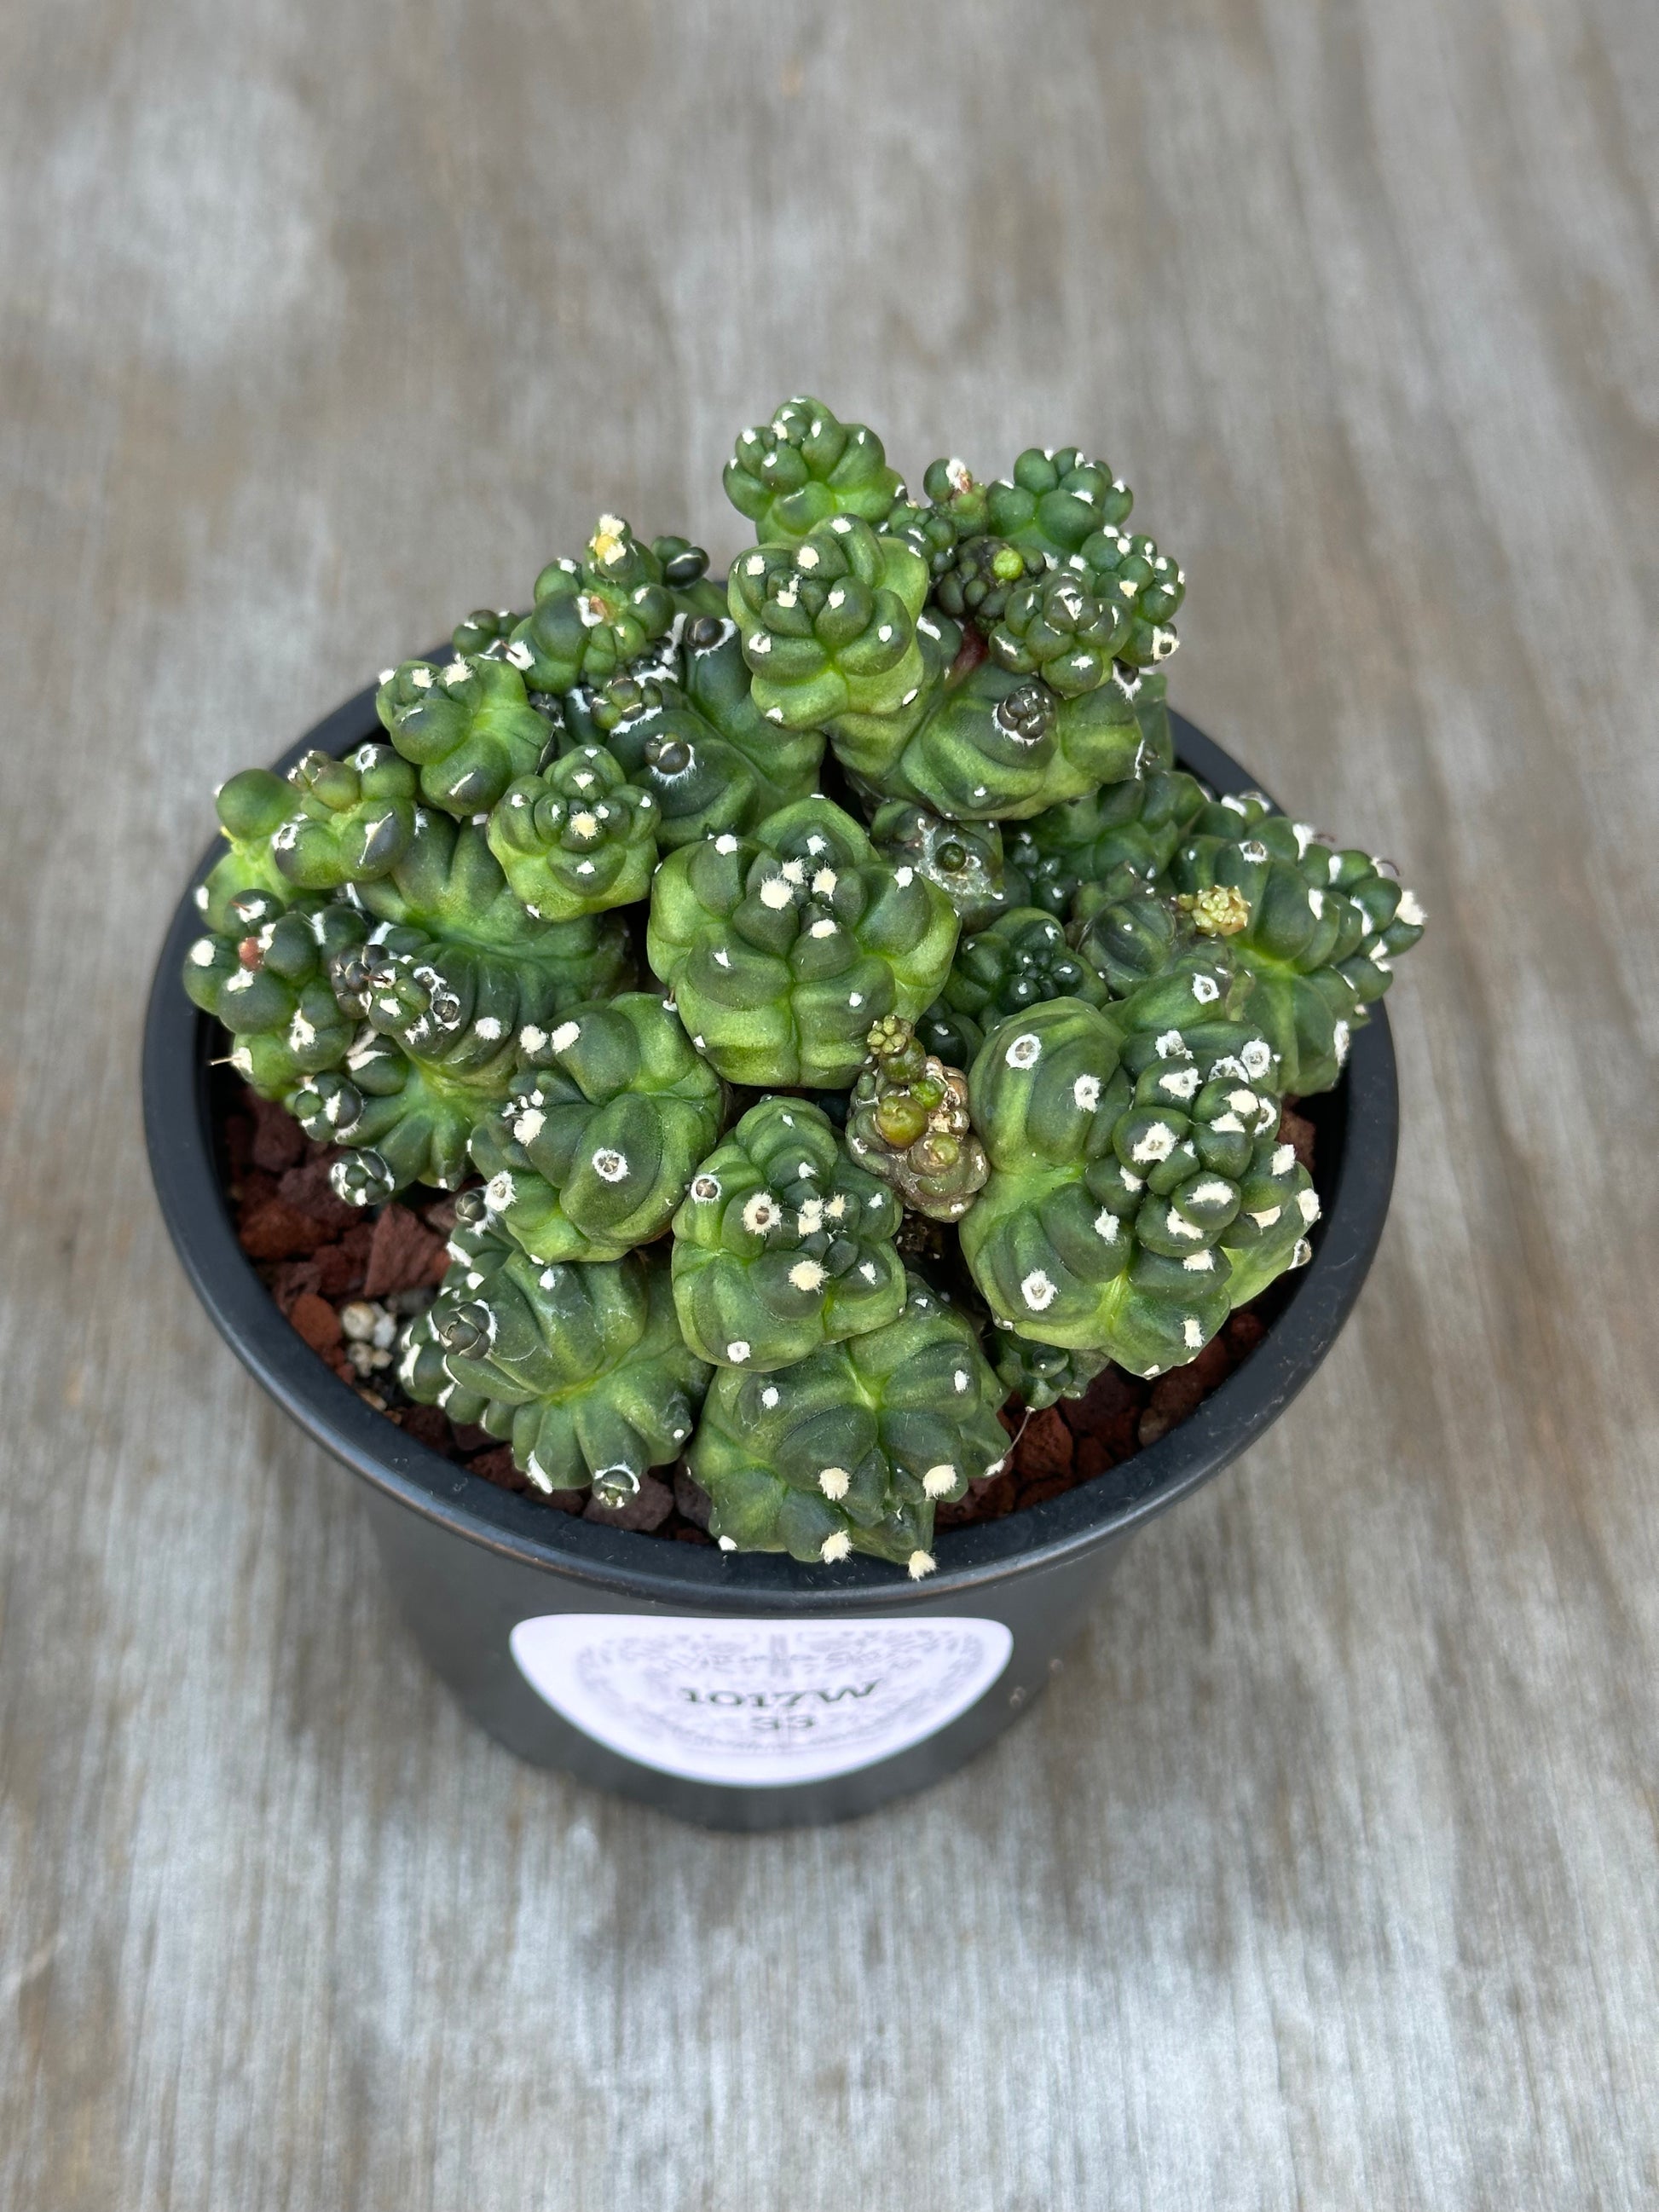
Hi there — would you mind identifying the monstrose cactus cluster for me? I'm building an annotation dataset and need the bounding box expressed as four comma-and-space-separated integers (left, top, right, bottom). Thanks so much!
186, 397, 1423, 1576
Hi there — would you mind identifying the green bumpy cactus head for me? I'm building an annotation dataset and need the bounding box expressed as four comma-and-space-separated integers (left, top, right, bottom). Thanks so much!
725, 396, 904, 548
687, 1276, 1009, 1574
269, 744, 419, 890
466, 994, 722, 1263
917, 905, 1110, 1066
671, 1097, 906, 1373
867, 802, 1014, 932
728, 516, 930, 734
184, 890, 365, 1100
486, 748, 657, 921
991, 1337, 1108, 1412
1006, 767, 1207, 918
960, 996, 1319, 1376
376, 654, 548, 816
1165, 793, 1425, 1094
646, 797, 959, 1087
985, 447, 1136, 563
502, 514, 678, 699
845, 1015, 988, 1222
401, 1231, 708, 1505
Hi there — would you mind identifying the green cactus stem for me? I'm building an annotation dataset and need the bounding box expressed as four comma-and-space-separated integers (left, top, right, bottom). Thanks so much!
677, 613, 825, 815
670, 1096, 906, 1373
687, 1275, 1009, 1573
879, 456, 996, 577
1074, 526, 1185, 666
450, 608, 524, 660
466, 995, 723, 1263
1005, 766, 1207, 918
725, 396, 904, 548
933, 534, 1044, 625
990, 1337, 1109, 1412
183, 890, 365, 1099
376, 654, 549, 815
845, 1015, 988, 1222
960, 996, 1317, 1376
986, 564, 1136, 698
501, 514, 678, 698
728, 515, 930, 733
350, 810, 633, 1001
292, 1034, 481, 1201
486, 748, 657, 921
200, 768, 301, 929
917, 906, 1110, 1066
646, 796, 959, 1088
400, 1233, 708, 1505
261, 743, 420, 891
1165, 793, 1426, 1094
983, 448, 1135, 560
867, 802, 1015, 931
870, 656, 1147, 823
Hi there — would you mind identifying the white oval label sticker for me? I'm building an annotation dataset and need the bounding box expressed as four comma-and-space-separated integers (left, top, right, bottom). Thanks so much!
509, 1614, 1014, 1788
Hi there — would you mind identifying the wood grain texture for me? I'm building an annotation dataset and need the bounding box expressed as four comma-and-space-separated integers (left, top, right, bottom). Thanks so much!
3, 1, 1656, 2204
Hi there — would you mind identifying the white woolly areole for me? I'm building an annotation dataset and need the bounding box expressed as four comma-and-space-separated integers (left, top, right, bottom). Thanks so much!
1182, 1317, 1205, 1350
953, 1368, 970, 1392
691, 1175, 720, 1202
1298, 1187, 1321, 1224
812, 867, 838, 896
922, 1465, 957, 1498
1250, 1205, 1282, 1227
760, 1385, 779, 1409
591, 1147, 628, 1183
1006, 1031, 1042, 1070
1271, 1144, 1296, 1175
818, 1467, 851, 1500
1072, 1074, 1101, 1111
1020, 1269, 1057, 1312
788, 1259, 827, 1293
1159, 1067, 1201, 1100
759, 875, 794, 910
742, 1193, 781, 1233
1094, 1209, 1121, 1243
1153, 1029, 1191, 1060
512, 1107, 546, 1144
1182, 1250, 1217, 1272
486, 1170, 516, 1210
725, 1340, 751, 1364
907, 1551, 936, 1581
551, 1020, 581, 1053
1241, 1038, 1272, 1078
1396, 888, 1425, 927
474, 1016, 503, 1042
820, 1531, 853, 1563
714, 833, 740, 854
1333, 1019, 1351, 1066
188, 938, 216, 966
1190, 973, 1221, 1005
1131, 1122, 1178, 1164
1191, 1179, 1234, 1207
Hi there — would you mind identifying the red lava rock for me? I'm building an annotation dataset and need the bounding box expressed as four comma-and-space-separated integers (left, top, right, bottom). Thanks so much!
1278, 1102, 1316, 1175
277, 1158, 359, 1233
398, 1405, 455, 1457
1137, 1337, 1234, 1446
223, 1112, 254, 1176
362, 1204, 448, 1299
1059, 1365, 1142, 1436
233, 1168, 281, 1212
238, 1198, 331, 1261
672, 1525, 714, 1545
1014, 1407, 1073, 1481
450, 1422, 494, 1452
934, 1464, 1020, 1528
673, 1464, 713, 1530
584, 1472, 676, 1532
289, 1292, 343, 1354
1073, 1435, 1112, 1482
423, 1195, 463, 1235
469, 1445, 529, 1493
248, 1093, 306, 1172
313, 1241, 367, 1297
326, 1349, 356, 1384
1226, 1308, 1268, 1358
267, 1259, 322, 1314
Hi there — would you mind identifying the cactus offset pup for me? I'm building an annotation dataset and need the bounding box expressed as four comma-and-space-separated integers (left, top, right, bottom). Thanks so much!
187, 396, 1423, 1575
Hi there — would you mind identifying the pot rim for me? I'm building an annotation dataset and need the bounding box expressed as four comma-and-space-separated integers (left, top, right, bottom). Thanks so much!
143, 679, 1397, 1613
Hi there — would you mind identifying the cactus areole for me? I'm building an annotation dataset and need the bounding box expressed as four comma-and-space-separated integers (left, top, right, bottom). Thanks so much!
147, 398, 1410, 1825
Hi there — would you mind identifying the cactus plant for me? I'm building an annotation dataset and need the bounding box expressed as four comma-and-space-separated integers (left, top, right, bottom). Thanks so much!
845, 1016, 988, 1221
670, 1097, 906, 1372
688, 1276, 1009, 1571
645, 796, 959, 1087
186, 393, 1421, 1575
401, 1209, 709, 1504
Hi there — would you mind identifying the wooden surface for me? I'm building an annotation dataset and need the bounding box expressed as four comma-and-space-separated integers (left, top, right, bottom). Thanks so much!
3, 2, 1656, 2204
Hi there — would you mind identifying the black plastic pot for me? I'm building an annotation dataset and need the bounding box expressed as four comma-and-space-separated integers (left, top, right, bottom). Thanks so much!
144, 682, 1397, 1830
